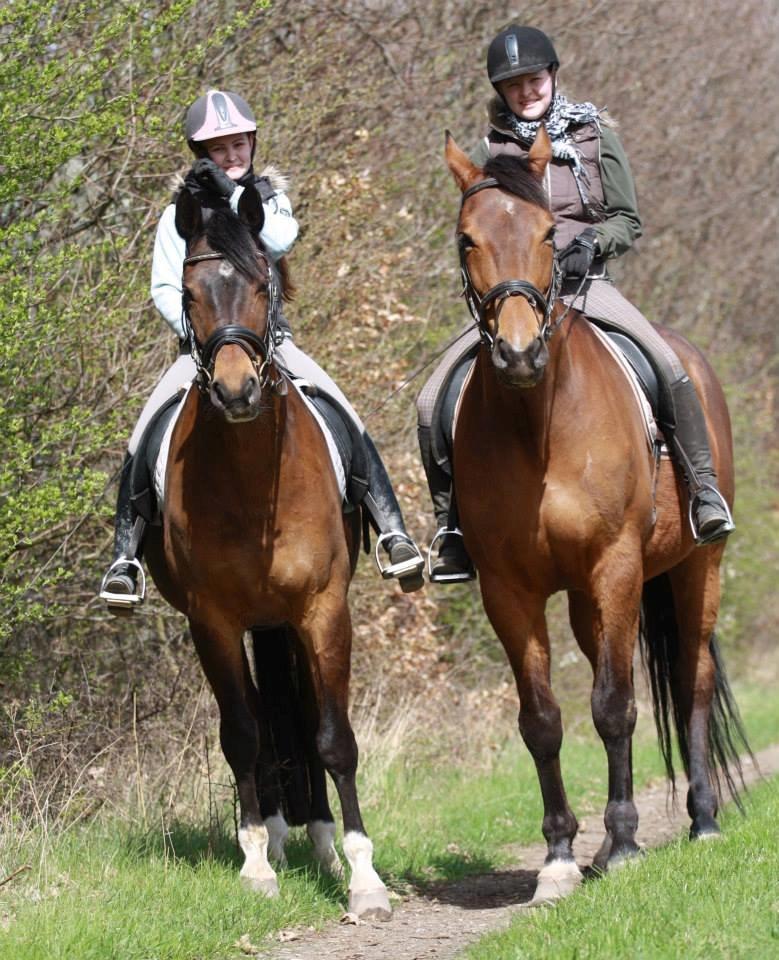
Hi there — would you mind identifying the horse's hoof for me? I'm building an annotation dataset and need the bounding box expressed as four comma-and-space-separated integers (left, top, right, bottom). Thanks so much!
241, 875, 279, 897
316, 850, 344, 879
693, 829, 722, 842
601, 845, 644, 875
529, 859, 583, 905
349, 888, 392, 921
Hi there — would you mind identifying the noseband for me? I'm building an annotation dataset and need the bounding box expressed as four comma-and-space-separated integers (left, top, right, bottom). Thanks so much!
458, 178, 563, 347
182, 250, 285, 394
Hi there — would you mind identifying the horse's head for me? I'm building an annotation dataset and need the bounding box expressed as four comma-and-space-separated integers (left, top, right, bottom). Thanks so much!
446, 128, 556, 388
175, 186, 283, 421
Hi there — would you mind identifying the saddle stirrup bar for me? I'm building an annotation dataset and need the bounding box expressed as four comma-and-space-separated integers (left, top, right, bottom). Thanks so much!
373, 532, 424, 580
427, 527, 474, 583
99, 556, 147, 607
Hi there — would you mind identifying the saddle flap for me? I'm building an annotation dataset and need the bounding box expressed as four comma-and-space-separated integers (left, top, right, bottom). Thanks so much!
129, 392, 184, 523
294, 382, 370, 506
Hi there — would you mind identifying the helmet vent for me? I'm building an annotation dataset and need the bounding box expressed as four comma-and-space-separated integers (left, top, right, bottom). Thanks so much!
505, 35, 520, 67
213, 93, 236, 131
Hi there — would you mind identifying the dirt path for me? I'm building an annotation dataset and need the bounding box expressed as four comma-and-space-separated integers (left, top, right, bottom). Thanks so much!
258, 746, 778, 960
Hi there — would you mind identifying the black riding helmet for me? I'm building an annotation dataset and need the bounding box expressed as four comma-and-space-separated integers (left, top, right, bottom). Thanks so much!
487, 25, 559, 92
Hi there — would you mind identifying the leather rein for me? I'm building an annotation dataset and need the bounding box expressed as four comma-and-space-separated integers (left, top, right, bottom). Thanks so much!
181, 249, 286, 395
458, 177, 568, 347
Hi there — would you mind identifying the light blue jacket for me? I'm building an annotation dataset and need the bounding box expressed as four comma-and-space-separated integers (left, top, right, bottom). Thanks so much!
150, 184, 298, 339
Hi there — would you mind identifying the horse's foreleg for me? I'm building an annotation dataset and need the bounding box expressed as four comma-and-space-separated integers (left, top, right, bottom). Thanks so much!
303, 600, 390, 920
190, 621, 278, 895
575, 555, 643, 870
481, 579, 582, 904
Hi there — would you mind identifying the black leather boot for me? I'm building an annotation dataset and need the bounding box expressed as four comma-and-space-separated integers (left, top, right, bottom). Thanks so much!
99, 453, 146, 614
361, 433, 425, 592
418, 425, 476, 583
668, 377, 734, 545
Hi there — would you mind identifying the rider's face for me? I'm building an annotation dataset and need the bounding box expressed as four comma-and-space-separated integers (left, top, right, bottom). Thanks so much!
499, 69, 555, 121
204, 133, 253, 180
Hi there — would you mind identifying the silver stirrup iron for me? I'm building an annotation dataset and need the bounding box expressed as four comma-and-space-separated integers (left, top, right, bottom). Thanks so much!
373, 532, 424, 580
99, 557, 146, 608
689, 483, 735, 546
427, 527, 474, 583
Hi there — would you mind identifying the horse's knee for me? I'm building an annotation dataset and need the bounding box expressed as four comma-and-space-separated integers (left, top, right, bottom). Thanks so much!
518, 699, 563, 761
219, 707, 259, 772
591, 677, 637, 743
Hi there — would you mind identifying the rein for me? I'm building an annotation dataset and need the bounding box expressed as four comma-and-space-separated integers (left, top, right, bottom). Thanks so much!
459, 177, 573, 347
182, 249, 285, 395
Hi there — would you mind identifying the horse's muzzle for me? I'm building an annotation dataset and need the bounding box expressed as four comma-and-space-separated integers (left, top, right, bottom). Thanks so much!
492, 334, 549, 387
209, 374, 262, 421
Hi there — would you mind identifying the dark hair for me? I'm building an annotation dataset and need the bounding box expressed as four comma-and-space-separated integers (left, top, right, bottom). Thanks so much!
482, 154, 549, 209
204, 207, 267, 285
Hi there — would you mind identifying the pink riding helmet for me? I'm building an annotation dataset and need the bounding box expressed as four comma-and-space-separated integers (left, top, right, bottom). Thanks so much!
185, 90, 257, 148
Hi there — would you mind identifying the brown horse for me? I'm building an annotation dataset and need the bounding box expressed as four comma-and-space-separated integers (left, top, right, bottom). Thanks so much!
144, 184, 391, 919
446, 128, 749, 905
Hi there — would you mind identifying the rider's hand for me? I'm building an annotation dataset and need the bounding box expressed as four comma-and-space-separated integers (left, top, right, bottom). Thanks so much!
558, 227, 599, 278
188, 158, 237, 199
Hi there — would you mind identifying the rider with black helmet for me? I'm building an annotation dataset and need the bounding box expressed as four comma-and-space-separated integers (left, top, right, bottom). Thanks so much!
417, 26, 734, 582
100, 90, 425, 612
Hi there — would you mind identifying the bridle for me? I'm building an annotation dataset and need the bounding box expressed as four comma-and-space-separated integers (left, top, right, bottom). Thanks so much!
182, 249, 286, 395
458, 177, 566, 347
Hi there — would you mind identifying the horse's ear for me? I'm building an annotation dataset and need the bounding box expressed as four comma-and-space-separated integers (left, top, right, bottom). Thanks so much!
527, 125, 552, 180
175, 189, 202, 241
237, 185, 265, 234
445, 131, 483, 193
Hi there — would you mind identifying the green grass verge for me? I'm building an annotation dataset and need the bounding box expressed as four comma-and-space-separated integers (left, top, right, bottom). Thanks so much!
1, 682, 777, 960
462, 777, 779, 960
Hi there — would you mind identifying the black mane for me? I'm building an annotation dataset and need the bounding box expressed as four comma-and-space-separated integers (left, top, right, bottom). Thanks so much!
203, 207, 267, 286
482, 154, 548, 209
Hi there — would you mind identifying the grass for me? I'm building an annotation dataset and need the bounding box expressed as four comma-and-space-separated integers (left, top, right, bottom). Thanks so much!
462, 777, 779, 960
0, 680, 777, 959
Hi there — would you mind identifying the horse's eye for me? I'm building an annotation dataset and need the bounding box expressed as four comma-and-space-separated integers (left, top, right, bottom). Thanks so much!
544, 226, 556, 245
458, 233, 475, 251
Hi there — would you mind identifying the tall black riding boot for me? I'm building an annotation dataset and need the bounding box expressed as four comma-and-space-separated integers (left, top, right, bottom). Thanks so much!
417, 425, 475, 583
361, 433, 425, 593
99, 453, 147, 614
667, 377, 734, 545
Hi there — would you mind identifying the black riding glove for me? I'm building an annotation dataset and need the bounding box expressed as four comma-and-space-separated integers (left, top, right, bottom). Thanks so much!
188, 158, 237, 199
558, 227, 599, 279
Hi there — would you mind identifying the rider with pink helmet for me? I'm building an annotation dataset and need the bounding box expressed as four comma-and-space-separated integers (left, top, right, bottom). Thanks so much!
100, 90, 424, 612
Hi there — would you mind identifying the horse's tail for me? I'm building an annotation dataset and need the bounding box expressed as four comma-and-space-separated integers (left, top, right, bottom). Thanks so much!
639, 572, 752, 810
251, 626, 315, 826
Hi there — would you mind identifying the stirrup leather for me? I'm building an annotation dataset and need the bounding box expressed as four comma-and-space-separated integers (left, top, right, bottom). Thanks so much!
99, 556, 146, 608
427, 527, 476, 583
373, 532, 425, 580
689, 484, 735, 546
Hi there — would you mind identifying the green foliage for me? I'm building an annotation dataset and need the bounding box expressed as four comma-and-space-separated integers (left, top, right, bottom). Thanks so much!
0, 2, 270, 647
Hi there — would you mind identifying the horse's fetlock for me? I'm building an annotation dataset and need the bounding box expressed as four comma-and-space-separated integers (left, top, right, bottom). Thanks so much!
604, 799, 638, 838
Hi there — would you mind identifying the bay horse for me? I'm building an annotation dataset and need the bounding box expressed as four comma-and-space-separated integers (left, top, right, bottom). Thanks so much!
446, 128, 750, 905
143, 184, 391, 919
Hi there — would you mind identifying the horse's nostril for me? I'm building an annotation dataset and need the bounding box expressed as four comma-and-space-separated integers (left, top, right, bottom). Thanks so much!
212, 380, 227, 406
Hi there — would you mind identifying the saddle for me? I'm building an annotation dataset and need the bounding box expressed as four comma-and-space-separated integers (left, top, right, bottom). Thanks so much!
294, 382, 371, 507
130, 392, 182, 523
